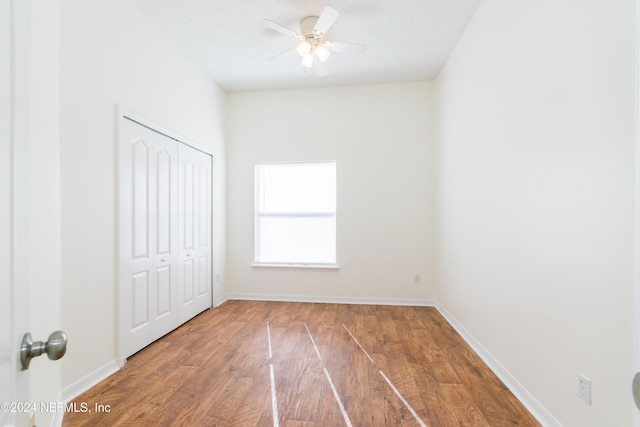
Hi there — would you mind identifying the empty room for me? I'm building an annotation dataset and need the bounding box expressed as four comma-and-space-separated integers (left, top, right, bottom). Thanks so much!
3, 0, 639, 426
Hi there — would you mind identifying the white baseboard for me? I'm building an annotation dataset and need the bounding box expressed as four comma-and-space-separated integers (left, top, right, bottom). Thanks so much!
51, 360, 120, 427
434, 302, 562, 427
214, 294, 229, 307
51, 407, 64, 427
221, 292, 437, 307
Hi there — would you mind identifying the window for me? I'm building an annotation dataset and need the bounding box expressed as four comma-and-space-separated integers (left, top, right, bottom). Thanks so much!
254, 162, 337, 267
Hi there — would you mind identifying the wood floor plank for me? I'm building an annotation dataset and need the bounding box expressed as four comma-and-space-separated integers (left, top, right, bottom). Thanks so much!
63, 301, 540, 427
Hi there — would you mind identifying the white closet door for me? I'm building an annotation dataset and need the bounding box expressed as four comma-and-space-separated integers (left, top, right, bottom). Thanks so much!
121, 118, 179, 357
178, 143, 212, 323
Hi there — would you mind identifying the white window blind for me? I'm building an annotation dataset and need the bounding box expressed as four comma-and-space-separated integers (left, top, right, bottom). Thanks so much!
255, 162, 336, 266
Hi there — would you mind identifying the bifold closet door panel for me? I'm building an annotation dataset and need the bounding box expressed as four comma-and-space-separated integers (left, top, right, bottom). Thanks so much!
178, 143, 212, 323
121, 118, 179, 358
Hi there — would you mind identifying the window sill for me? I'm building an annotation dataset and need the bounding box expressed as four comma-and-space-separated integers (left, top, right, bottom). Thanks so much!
252, 263, 340, 270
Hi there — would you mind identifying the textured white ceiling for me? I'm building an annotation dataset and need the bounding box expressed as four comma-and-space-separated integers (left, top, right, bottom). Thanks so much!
135, 0, 481, 92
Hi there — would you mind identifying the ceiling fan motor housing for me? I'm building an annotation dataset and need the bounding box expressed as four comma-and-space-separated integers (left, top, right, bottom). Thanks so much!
301, 15, 320, 38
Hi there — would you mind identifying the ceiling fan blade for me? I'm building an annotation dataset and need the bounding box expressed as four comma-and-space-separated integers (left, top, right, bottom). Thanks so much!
327, 40, 367, 54
313, 6, 339, 37
268, 47, 297, 61
262, 19, 300, 39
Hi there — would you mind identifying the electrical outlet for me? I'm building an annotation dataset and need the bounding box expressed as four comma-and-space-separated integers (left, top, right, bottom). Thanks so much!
578, 373, 592, 404
413, 274, 421, 284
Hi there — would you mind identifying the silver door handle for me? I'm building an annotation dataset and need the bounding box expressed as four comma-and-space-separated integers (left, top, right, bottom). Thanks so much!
20, 331, 67, 370
633, 373, 640, 409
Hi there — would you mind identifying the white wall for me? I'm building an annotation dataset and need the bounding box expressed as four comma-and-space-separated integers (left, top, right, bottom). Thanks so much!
58, 0, 226, 393
435, 0, 636, 425
226, 82, 436, 302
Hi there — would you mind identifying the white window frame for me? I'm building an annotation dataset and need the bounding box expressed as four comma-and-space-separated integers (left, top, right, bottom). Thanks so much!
253, 161, 338, 269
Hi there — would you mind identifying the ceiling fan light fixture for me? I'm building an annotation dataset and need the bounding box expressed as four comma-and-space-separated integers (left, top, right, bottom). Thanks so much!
296, 41, 312, 56
315, 45, 330, 62
301, 53, 314, 68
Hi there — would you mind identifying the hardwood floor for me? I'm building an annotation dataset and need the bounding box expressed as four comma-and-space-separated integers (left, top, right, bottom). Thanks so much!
63, 300, 540, 426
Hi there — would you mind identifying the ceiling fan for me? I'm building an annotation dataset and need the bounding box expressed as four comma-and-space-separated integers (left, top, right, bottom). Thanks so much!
262, 6, 367, 76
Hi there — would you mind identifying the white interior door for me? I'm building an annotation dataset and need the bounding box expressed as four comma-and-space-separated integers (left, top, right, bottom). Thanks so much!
2, 0, 30, 424
120, 116, 213, 360
178, 144, 212, 323
1, 3, 12, 423
120, 117, 179, 358
635, 1, 640, 423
